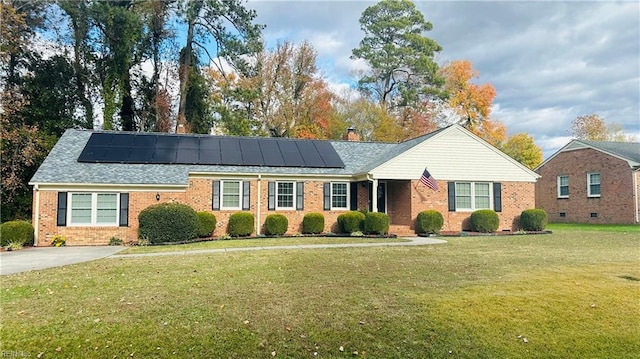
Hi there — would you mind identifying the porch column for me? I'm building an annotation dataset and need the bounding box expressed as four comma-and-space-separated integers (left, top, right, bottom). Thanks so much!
371, 178, 378, 213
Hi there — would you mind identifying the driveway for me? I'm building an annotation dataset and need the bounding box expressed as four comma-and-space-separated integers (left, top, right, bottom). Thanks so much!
0, 246, 125, 276
1, 237, 446, 275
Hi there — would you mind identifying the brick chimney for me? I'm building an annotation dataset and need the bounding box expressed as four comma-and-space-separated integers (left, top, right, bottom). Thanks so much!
344, 127, 360, 141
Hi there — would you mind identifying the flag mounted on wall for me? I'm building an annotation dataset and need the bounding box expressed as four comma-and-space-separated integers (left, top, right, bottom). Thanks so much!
420, 168, 438, 191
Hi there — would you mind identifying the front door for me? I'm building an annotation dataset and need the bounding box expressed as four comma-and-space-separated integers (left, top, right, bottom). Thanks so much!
377, 182, 387, 213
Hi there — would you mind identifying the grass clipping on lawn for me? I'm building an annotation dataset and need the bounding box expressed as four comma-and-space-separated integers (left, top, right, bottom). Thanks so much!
1, 229, 639, 358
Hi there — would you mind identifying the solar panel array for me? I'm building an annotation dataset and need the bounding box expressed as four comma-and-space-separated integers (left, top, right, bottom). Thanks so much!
77, 133, 345, 168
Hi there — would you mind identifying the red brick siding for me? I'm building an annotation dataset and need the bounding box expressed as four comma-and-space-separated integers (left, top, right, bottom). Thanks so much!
535, 148, 638, 224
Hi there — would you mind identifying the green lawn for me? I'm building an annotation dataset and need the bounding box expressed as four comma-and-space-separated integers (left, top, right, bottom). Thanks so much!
1, 228, 638, 358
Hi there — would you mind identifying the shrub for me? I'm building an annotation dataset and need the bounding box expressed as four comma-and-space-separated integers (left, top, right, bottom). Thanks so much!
364, 212, 390, 235
469, 209, 500, 233
264, 214, 288, 236
337, 211, 366, 234
109, 237, 124, 246
416, 210, 444, 234
520, 209, 548, 231
196, 212, 217, 238
228, 212, 254, 237
138, 203, 198, 244
0, 220, 34, 247
302, 213, 325, 234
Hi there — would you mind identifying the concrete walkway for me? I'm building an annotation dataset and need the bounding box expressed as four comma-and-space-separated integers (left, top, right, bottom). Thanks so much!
1, 237, 446, 275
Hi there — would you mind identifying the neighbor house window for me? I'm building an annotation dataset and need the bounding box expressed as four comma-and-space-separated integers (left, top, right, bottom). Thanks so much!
587, 173, 601, 197
276, 182, 295, 209
221, 180, 242, 209
557, 175, 569, 198
69, 193, 119, 226
455, 182, 492, 210
331, 182, 349, 209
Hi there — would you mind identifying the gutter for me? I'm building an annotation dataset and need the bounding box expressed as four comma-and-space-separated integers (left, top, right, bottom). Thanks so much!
256, 174, 262, 235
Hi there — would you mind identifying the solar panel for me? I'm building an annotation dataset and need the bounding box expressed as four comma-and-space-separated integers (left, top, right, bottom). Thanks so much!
259, 140, 285, 166
297, 140, 324, 167
314, 141, 345, 168
77, 132, 345, 168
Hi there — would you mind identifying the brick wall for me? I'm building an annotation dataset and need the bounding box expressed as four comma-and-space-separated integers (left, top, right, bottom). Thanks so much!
34, 176, 537, 245
535, 148, 638, 224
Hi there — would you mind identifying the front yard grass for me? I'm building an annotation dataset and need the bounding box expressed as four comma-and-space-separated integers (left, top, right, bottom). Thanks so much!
1, 228, 638, 358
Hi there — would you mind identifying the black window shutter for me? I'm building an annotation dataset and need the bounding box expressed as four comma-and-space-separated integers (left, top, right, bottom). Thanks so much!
493, 182, 502, 212
57, 192, 67, 226
268, 182, 276, 210
350, 182, 358, 210
447, 182, 456, 212
242, 181, 250, 210
212, 181, 220, 210
296, 182, 304, 210
323, 183, 331, 210
119, 193, 129, 227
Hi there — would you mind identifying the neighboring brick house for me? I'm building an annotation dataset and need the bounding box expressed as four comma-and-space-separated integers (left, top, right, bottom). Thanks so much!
29, 124, 539, 246
535, 140, 640, 224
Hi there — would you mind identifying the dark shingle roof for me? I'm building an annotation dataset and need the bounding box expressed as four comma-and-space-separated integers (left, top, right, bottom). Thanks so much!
579, 140, 640, 163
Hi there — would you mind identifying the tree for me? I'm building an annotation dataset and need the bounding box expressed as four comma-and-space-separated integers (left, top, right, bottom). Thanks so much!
351, 0, 444, 110
501, 133, 543, 170
439, 60, 496, 129
570, 114, 636, 142
176, 0, 263, 132
334, 98, 403, 142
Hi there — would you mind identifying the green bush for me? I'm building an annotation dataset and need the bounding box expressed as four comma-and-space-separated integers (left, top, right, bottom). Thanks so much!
416, 210, 444, 234
138, 203, 198, 244
364, 212, 390, 235
196, 212, 217, 238
469, 209, 500, 233
1, 220, 34, 247
302, 212, 325, 234
337, 211, 366, 234
228, 212, 254, 237
109, 237, 124, 246
520, 209, 548, 231
264, 214, 288, 236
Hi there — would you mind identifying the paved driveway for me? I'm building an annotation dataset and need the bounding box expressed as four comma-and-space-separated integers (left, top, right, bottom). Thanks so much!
0, 246, 125, 275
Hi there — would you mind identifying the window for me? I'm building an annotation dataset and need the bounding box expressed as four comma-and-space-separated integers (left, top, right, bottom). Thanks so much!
221, 181, 241, 209
331, 182, 349, 209
587, 173, 600, 197
455, 182, 492, 210
276, 182, 295, 209
69, 193, 119, 226
557, 175, 569, 198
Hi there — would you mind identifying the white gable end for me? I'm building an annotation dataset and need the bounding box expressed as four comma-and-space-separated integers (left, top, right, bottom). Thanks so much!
371, 126, 539, 182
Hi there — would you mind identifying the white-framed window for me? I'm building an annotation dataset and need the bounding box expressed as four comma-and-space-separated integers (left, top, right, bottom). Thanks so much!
221, 180, 242, 209
276, 181, 295, 210
69, 193, 119, 226
557, 175, 569, 198
587, 173, 601, 197
455, 182, 492, 211
331, 182, 349, 210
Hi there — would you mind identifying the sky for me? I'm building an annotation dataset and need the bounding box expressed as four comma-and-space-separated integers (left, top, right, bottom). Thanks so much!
245, 0, 640, 158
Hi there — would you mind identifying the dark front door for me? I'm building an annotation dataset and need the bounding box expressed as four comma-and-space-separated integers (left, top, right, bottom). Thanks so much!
377, 182, 386, 213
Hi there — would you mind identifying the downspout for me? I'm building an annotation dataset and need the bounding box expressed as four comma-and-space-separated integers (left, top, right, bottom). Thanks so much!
634, 169, 639, 223
33, 185, 40, 246
256, 174, 262, 235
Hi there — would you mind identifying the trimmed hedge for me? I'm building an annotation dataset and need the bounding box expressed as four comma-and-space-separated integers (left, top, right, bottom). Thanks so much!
264, 214, 288, 236
228, 212, 254, 237
302, 212, 324, 234
337, 211, 366, 234
364, 212, 390, 235
0, 220, 34, 247
520, 209, 548, 231
416, 210, 444, 234
196, 212, 217, 238
469, 209, 500, 233
138, 203, 198, 244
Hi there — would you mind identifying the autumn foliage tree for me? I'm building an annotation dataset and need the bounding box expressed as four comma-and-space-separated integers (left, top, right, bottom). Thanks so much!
570, 114, 635, 142
501, 133, 543, 169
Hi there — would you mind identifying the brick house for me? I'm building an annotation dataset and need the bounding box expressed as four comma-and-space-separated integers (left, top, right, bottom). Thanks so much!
29, 124, 539, 246
535, 140, 640, 224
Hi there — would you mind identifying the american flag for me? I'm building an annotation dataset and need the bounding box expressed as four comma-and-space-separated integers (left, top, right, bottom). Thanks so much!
420, 168, 438, 191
